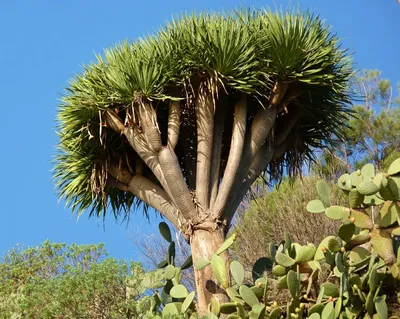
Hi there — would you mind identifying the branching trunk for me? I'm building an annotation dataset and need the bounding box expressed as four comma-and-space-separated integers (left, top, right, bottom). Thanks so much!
226, 142, 274, 223
196, 85, 216, 210
168, 100, 181, 149
209, 101, 226, 208
158, 146, 197, 220
270, 81, 288, 107
104, 110, 175, 210
103, 110, 126, 133
190, 228, 228, 316
140, 100, 163, 152
212, 82, 286, 220
128, 175, 180, 228
212, 95, 247, 216
104, 82, 293, 315
215, 106, 276, 219
249, 107, 277, 158
104, 110, 162, 181
124, 127, 171, 194
107, 164, 181, 229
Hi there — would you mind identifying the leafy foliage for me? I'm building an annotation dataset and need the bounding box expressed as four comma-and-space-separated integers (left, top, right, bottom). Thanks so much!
54, 8, 352, 218
0, 241, 154, 319
315, 69, 400, 179
233, 68, 400, 281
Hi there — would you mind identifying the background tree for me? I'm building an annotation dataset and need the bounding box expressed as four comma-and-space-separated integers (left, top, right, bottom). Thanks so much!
0, 241, 152, 319
54, 9, 351, 312
315, 69, 400, 179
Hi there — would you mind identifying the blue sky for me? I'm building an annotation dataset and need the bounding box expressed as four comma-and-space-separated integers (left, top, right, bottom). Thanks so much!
0, 0, 398, 262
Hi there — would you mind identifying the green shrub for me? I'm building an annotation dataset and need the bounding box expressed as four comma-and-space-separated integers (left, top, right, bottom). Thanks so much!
0, 242, 151, 319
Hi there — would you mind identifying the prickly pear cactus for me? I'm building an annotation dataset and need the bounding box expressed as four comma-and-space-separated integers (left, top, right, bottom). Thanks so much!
139, 159, 400, 318
195, 233, 281, 319
198, 160, 400, 318
141, 222, 197, 318
303, 159, 400, 318
307, 160, 400, 266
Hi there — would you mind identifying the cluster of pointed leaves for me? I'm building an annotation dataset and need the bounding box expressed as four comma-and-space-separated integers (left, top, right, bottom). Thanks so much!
54, 8, 352, 218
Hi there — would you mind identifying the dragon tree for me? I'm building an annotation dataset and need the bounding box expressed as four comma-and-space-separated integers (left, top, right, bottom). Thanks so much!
54, 9, 351, 313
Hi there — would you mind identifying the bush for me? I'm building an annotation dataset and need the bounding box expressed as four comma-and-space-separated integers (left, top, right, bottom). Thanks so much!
0, 241, 152, 318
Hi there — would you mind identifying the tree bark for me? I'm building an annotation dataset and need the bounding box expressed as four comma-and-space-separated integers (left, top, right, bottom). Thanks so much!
168, 100, 181, 149
213, 106, 276, 220
196, 85, 215, 210
209, 101, 226, 208
158, 146, 197, 220
190, 228, 228, 316
212, 95, 247, 215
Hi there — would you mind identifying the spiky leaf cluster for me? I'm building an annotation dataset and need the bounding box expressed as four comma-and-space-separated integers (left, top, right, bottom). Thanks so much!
54, 8, 352, 218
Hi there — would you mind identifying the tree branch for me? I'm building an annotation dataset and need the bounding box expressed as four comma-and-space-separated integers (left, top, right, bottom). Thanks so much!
212, 94, 247, 216
195, 83, 216, 210
124, 126, 168, 189
104, 110, 173, 203
249, 106, 277, 158
103, 110, 125, 134
108, 163, 182, 230
209, 100, 226, 208
139, 100, 163, 153
158, 146, 197, 220
108, 162, 132, 185
226, 142, 274, 224
270, 81, 288, 107
128, 175, 182, 231
215, 105, 276, 219
212, 82, 286, 220
168, 100, 181, 149
107, 177, 129, 192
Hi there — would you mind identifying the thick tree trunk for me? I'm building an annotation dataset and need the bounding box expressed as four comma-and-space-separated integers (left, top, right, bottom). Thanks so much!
190, 228, 228, 315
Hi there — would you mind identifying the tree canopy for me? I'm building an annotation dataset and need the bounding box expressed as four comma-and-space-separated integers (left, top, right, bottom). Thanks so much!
54, 9, 352, 226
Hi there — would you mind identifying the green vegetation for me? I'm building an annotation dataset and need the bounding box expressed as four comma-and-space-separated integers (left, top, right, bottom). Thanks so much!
232, 176, 344, 270
232, 70, 400, 272
54, 8, 352, 311
138, 159, 400, 318
315, 69, 400, 178
0, 242, 154, 318
2, 2, 392, 316
5, 156, 400, 318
